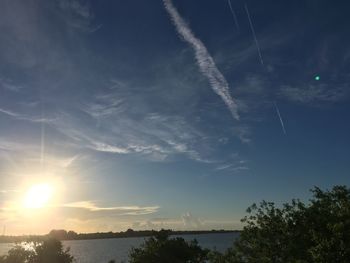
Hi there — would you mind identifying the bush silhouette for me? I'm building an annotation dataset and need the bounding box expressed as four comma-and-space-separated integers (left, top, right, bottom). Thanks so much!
128, 229, 209, 263
209, 185, 350, 263
0, 238, 74, 263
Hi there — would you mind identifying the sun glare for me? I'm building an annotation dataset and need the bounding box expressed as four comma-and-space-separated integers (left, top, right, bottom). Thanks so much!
23, 183, 53, 209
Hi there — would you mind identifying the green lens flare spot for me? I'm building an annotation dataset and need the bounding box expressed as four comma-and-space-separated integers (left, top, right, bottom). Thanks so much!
315, 75, 320, 81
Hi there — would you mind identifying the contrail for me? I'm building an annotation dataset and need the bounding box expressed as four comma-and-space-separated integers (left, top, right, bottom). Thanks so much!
227, 0, 240, 32
163, 0, 240, 120
244, 4, 264, 66
274, 101, 286, 135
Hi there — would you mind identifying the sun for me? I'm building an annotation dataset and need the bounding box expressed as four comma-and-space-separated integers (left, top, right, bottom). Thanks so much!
23, 183, 53, 209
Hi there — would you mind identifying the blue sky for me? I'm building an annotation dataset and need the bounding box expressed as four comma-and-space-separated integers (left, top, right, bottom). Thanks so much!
0, 0, 350, 235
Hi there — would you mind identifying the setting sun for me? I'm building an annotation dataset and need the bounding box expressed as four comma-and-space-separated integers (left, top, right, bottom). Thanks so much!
23, 183, 53, 209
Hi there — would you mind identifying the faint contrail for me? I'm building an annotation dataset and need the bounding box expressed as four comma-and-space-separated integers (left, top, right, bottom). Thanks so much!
163, 0, 240, 120
227, 0, 240, 32
244, 4, 264, 66
274, 101, 286, 135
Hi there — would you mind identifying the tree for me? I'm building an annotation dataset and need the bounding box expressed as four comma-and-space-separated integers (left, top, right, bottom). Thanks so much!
48, 230, 68, 240
67, 231, 78, 240
128, 229, 209, 263
0, 239, 74, 263
34, 239, 74, 263
210, 185, 350, 263
0, 245, 35, 263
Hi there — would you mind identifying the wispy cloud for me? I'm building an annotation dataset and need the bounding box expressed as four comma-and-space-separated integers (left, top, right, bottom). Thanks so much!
58, 0, 91, 19
0, 108, 20, 118
58, 0, 100, 32
0, 107, 54, 123
90, 142, 130, 154
63, 201, 160, 216
232, 126, 251, 144
280, 84, 348, 104
163, 0, 240, 120
0, 201, 160, 231
182, 212, 203, 229
81, 98, 125, 119
0, 0, 250, 173
50, 107, 221, 163
0, 78, 23, 92
214, 152, 249, 173
216, 163, 249, 172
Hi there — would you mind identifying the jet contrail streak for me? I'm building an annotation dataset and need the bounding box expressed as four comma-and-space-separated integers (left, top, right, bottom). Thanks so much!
227, 0, 240, 32
244, 4, 264, 66
274, 102, 286, 135
163, 0, 240, 120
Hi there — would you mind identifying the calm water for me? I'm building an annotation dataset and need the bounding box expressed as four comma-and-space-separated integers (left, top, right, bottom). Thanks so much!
0, 233, 238, 263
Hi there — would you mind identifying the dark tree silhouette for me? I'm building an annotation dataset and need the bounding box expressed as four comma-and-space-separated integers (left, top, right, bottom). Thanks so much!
0, 239, 74, 263
128, 229, 209, 263
48, 230, 68, 240
209, 185, 350, 263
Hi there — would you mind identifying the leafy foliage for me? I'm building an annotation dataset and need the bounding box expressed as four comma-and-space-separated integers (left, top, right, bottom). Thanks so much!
0, 239, 74, 263
210, 185, 350, 263
128, 229, 209, 263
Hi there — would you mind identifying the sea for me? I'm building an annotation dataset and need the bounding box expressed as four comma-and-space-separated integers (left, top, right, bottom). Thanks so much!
0, 232, 239, 263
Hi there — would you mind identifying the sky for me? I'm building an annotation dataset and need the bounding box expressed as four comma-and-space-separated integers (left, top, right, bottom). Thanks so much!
0, 0, 349, 235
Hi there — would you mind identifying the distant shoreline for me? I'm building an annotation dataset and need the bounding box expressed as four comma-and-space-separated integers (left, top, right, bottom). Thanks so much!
0, 229, 240, 243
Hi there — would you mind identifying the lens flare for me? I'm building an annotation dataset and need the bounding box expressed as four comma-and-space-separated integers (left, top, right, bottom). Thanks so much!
23, 183, 53, 209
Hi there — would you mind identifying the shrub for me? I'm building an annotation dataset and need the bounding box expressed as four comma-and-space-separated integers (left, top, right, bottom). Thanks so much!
128, 229, 209, 263
0, 238, 74, 263
210, 185, 350, 263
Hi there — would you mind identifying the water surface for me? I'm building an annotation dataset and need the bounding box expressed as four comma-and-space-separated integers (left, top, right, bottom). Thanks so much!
0, 232, 239, 263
